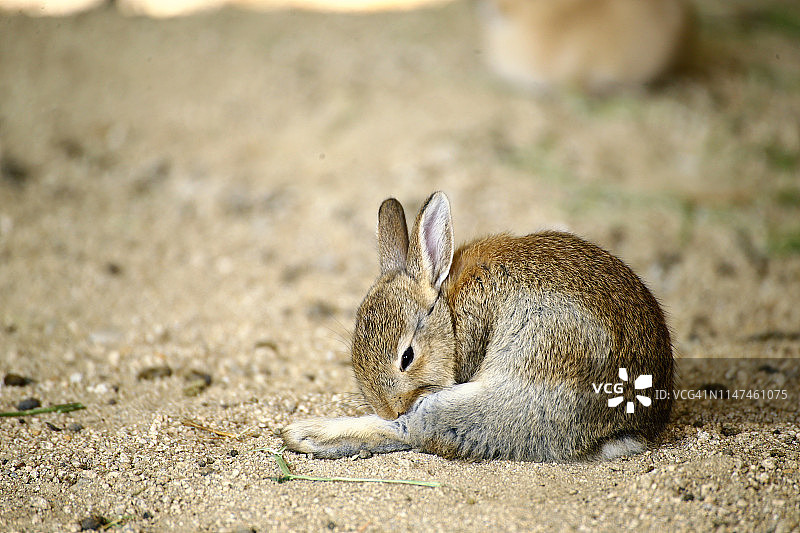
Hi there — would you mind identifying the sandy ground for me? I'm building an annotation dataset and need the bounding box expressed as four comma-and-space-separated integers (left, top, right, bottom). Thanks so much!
1, 1, 800, 531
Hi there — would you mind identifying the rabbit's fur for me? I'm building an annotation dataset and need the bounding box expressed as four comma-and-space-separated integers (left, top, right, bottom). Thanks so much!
480, 0, 693, 92
282, 192, 673, 461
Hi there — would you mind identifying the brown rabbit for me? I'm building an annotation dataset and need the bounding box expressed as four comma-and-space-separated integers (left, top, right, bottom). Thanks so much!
282, 192, 673, 461
480, 0, 693, 92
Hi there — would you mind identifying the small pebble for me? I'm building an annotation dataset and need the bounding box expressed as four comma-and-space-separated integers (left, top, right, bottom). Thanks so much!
17, 398, 41, 411
757, 364, 780, 374
1, 154, 30, 186
87, 383, 112, 395
105, 262, 123, 276
699, 483, 717, 498
88, 330, 122, 345
185, 370, 212, 386
358, 449, 373, 459
700, 383, 728, 397
45, 422, 62, 432
183, 370, 213, 397
142, 511, 153, 520
136, 366, 172, 381
4, 373, 33, 387
254, 339, 279, 351
639, 464, 655, 474
31, 496, 50, 509
229, 449, 239, 457
68, 423, 84, 433
79, 515, 107, 531
57, 137, 84, 159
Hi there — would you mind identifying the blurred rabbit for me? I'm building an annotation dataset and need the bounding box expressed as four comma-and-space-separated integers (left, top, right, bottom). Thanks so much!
282, 192, 673, 461
479, 0, 693, 92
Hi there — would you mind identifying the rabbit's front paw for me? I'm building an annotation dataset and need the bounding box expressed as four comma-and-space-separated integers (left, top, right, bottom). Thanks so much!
281, 415, 410, 459
281, 418, 355, 458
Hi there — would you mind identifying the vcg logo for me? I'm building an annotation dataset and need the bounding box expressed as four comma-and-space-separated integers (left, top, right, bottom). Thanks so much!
592, 368, 653, 413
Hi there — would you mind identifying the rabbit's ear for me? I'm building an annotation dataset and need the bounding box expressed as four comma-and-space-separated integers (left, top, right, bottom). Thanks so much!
378, 198, 409, 274
408, 192, 454, 291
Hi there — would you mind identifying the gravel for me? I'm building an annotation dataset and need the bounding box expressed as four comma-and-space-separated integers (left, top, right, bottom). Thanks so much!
1, 2, 799, 532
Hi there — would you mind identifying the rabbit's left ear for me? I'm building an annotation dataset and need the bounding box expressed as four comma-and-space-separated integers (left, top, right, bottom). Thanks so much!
378, 198, 409, 274
408, 191, 454, 291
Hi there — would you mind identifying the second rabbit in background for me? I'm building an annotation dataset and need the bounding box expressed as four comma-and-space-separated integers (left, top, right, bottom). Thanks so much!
479, 0, 693, 93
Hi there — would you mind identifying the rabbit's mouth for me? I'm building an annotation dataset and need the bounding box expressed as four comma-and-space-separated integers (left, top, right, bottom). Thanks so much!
361, 388, 402, 420
366, 383, 446, 420
373, 393, 417, 420
387, 385, 443, 419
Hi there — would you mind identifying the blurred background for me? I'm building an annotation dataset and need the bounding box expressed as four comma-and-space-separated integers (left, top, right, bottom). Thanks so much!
1, 0, 799, 421
2, 0, 450, 15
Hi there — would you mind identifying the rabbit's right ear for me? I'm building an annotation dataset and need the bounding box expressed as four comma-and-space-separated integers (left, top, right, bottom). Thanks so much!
408, 192, 454, 291
377, 198, 409, 274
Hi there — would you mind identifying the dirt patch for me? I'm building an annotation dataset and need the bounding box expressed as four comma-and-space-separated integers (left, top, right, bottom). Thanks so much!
1, 1, 799, 531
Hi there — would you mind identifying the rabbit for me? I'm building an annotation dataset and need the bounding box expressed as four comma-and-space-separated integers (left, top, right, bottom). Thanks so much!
281, 192, 673, 461
479, 0, 693, 93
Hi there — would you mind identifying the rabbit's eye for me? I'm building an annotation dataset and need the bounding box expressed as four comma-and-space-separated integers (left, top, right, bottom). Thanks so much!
400, 346, 414, 371
426, 293, 440, 316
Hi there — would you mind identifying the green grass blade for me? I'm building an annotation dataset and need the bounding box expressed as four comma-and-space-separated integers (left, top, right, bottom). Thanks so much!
253, 447, 441, 488
285, 473, 441, 488
102, 515, 136, 530
272, 449, 292, 477
0, 402, 86, 418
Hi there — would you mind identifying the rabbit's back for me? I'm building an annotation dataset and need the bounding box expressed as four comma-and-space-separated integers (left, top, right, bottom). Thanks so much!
443, 232, 673, 445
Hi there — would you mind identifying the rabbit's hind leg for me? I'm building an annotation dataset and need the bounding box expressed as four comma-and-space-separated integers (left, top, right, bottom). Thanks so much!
403, 379, 586, 462
596, 435, 646, 460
